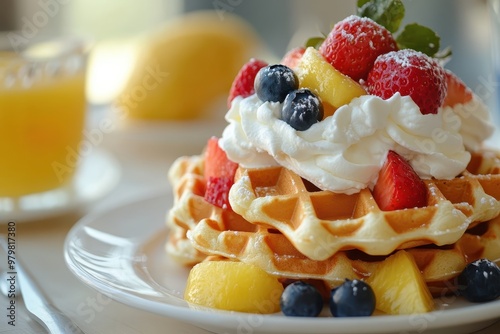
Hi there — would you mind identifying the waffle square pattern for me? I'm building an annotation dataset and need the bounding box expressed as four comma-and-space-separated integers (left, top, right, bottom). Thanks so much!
166, 150, 500, 292
229, 153, 500, 260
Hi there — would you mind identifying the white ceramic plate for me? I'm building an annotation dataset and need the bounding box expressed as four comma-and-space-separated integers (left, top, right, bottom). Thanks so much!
64, 191, 500, 334
0, 149, 121, 222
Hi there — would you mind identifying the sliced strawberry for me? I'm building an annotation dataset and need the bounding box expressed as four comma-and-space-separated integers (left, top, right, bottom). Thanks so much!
204, 137, 238, 210
319, 15, 398, 81
281, 47, 306, 69
227, 58, 268, 108
372, 151, 427, 211
205, 176, 233, 209
366, 49, 447, 115
442, 69, 473, 107
204, 137, 238, 180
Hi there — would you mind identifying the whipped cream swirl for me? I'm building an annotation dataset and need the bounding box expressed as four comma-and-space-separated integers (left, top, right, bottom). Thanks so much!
221, 94, 471, 194
441, 95, 495, 152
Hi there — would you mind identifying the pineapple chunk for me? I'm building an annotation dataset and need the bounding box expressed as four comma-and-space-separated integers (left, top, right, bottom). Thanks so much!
367, 250, 434, 315
184, 261, 284, 313
295, 47, 366, 109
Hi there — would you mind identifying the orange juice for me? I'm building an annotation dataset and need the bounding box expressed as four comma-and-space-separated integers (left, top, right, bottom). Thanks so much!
0, 44, 87, 197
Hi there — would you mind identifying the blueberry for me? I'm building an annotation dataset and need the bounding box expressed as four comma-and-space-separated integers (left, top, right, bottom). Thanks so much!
254, 64, 298, 103
280, 281, 324, 317
457, 259, 500, 302
329, 279, 376, 317
281, 89, 324, 131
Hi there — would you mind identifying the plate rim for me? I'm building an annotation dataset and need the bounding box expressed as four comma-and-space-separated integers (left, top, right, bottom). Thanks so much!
0, 148, 121, 222
64, 190, 500, 334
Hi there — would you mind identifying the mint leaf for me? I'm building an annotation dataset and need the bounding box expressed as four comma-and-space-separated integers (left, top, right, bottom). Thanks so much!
357, 0, 405, 33
396, 23, 440, 57
305, 37, 325, 49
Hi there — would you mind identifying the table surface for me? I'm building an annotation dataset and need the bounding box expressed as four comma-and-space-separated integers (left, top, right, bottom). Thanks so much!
1, 109, 500, 334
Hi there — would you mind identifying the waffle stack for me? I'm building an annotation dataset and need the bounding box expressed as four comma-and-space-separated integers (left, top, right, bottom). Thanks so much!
166, 149, 500, 294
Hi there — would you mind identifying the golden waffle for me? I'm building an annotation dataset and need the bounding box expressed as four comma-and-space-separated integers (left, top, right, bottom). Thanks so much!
188, 210, 500, 295
166, 155, 208, 265
167, 150, 500, 295
166, 155, 250, 265
228, 151, 500, 261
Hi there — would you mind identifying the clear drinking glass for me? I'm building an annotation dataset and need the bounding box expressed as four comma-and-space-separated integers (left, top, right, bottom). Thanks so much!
0, 36, 89, 198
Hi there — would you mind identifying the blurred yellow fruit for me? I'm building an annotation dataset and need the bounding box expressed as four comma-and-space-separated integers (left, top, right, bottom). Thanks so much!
295, 47, 366, 110
117, 11, 262, 120
367, 250, 435, 315
184, 261, 284, 313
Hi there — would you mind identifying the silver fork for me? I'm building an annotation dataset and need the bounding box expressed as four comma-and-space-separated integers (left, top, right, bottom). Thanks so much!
0, 236, 85, 334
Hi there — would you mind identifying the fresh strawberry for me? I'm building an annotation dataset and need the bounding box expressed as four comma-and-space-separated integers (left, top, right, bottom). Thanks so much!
204, 137, 238, 180
372, 150, 427, 211
319, 15, 398, 81
227, 58, 268, 108
366, 49, 447, 115
205, 176, 233, 209
204, 137, 238, 210
281, 47, 306, 69
442, 69, 473, 107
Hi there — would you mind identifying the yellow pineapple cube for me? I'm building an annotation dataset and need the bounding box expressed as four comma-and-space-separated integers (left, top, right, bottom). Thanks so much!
295, 47, 366, 110
184, 261, 284, 313
367, 250, 435, 315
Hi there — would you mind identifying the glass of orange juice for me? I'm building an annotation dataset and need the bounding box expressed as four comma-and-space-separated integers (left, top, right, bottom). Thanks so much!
0, 37, 89, 198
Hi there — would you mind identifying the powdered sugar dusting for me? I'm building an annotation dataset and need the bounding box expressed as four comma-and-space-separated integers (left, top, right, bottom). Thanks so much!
341, 15, 388, 31
336, 15, 390, 45
379, 49, 436, 71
